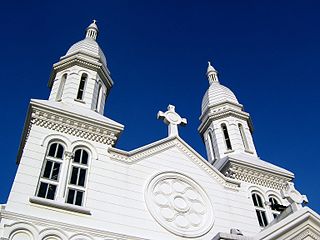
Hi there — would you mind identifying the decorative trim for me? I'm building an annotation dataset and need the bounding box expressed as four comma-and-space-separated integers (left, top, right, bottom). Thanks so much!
291, 228, 320, 240
144, 171, 214, 238
29, 197, 91, 215
1, 210, 150, 240
108, 136, 240, 190
30, 104, 118, 145
221, 162, 292, 190
49, 53, 113, 90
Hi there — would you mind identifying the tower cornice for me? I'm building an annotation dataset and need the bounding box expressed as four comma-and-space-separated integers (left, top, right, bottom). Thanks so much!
48, 52, 113, 89
198, 101, 253, 135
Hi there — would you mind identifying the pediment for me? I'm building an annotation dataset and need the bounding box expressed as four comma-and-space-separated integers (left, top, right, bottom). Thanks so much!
108, 136, 239, 190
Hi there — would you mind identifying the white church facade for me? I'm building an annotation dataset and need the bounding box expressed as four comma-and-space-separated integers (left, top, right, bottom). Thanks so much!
0, 21, 319, 240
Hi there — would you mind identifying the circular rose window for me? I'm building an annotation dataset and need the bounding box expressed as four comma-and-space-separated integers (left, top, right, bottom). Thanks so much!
145, 172, 214, 237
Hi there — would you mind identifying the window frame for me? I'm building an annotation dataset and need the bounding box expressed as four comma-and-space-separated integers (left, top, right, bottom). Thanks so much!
251, 192, 268, 227
65, 148, 90, 207
76, 73, 88, 101
55, 73, 67, 101
238, 123, 250, 151
221, 123, 232, 151
36, 142, 65, 201
207, 130, 217, 163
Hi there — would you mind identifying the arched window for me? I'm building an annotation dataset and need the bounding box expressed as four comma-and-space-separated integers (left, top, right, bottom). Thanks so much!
221, 123, 232, 150
66, 148, 89, 206
56, 74, 67, 101
76, 73, 87, 100
269, 196, 281, 219
252, 192, 268, 227
37, 142, 64, 200
238, 123, 249, 151
208, 131, 217, 163
95, 84, 102, 112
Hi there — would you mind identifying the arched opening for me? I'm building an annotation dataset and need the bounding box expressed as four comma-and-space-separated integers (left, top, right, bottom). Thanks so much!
208, 131, 217, 163
66, 148, 89, 206
56, 74, 67, 101
238, 123, 249, 151
37, 142, 64, 200
252, 192, 268, 227
76, 73, 87, 100
221, 123, 232, 150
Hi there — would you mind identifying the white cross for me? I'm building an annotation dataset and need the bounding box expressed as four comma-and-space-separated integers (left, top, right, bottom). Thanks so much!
157, 104, 187, 137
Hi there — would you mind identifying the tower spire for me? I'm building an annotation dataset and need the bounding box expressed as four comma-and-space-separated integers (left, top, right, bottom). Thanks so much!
206, 61, 219, 84
86, 20, 99, 40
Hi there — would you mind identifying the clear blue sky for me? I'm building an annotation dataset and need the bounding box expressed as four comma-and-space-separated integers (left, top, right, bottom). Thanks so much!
0, 1, 319, 213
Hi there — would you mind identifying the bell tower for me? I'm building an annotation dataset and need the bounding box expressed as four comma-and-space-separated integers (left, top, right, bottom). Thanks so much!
198, 62, 258, 165
48, 20, 113, 114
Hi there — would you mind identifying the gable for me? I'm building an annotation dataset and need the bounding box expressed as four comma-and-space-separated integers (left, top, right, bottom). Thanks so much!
108, 136, 239, 190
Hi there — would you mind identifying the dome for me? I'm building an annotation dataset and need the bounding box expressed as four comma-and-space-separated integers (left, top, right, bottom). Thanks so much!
65, 37, 107, 67
201, 81, 239, 114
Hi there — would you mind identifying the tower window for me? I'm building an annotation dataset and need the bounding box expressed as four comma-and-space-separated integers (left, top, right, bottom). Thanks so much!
66, 148, 89, 206
56, 73, 67, 101
269, 196, 281, 219
208, 131, 217, 163
95, 84, 102, 112
252, 193, 268, 227
238, 123, 249, 151
221, 124, 232, 150
37, 142, 64, 200
76, 73, 87, 100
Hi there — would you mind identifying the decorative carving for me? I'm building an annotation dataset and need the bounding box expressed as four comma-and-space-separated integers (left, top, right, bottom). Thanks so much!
291, 228, 320, 240
281, 182, 308, 205
222, 163, 292, 190
30, 107, 118, 145
145, 172, 214, 237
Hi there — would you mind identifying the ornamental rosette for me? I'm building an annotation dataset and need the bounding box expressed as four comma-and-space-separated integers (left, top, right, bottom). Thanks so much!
145, 172, 214, 237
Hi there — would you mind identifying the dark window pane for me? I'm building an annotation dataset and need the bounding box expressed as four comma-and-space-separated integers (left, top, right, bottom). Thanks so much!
261, 211, 268, 226
37, 182, 48, 198
43, 161, 53, 178
77, 75, 86, 100
70, 167, 78, 185
47, 184, 56, 200
74, 150, 81, 163
48, 143, 57, 157
222, 124, 232, 150
78, 168, 86, 186
67, 189, 75, 204
81, 150, 88, 165
256, 210, 263, 226
252, 194, 258, 207
257, 195, 263, 208
75, 191, 83, 206
273, 213, 278, 219
56, 144, 64, 159
51, 162, 61, 180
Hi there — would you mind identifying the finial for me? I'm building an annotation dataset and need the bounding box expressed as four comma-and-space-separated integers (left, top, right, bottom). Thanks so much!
157, 104, 187, 137
86, 20, 99, 40
206, 61, 219, 84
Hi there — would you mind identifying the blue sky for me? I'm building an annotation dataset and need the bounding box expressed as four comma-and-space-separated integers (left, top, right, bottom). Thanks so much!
0, 1, 319, 213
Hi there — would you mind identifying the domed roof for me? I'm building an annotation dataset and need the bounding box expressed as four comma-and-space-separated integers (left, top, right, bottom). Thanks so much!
201, 82, 239, 113
201, 62, 239, 114
65, 38, 107, 67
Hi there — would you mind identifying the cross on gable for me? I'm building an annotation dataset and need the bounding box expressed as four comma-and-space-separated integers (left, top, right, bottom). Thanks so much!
157, 104, 187, 137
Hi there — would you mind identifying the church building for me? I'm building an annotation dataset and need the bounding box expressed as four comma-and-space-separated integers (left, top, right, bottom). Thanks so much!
1, 21, 319, 240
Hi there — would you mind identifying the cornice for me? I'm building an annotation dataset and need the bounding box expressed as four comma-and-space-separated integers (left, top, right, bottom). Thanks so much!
221, 161, 293, 190
48, 53, 113, 89
108, 136, 240, 190
198, 107, 251, 135
1, 210, 150, 240
17, 101, 123, 164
